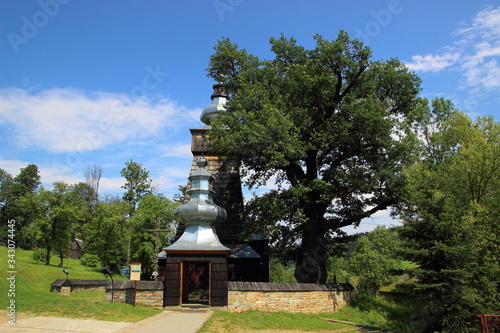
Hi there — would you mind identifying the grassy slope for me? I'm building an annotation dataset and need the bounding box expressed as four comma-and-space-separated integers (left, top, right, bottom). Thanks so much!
200, 293, 422, 333
0, 246, 161, 322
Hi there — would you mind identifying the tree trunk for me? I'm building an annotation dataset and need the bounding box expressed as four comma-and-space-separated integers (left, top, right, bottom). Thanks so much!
59, 249, 64, 267
294, 204, 328, 283
45, 245, 51, 265
294, 236, 328, 283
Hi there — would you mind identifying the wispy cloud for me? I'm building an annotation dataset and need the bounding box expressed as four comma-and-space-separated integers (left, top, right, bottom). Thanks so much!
405, 6, 500, 91
406, 52, 460, 72
0, 87, 199, 153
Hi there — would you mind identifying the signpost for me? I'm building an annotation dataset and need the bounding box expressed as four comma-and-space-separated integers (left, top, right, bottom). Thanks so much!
130, 262, 141, 307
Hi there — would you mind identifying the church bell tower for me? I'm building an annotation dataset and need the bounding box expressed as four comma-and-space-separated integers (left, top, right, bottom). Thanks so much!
174, 82, 269, 283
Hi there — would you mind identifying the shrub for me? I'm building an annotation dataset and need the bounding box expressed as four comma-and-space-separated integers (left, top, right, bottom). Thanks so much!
80, 253, 100, 267
32, 248, 47, 263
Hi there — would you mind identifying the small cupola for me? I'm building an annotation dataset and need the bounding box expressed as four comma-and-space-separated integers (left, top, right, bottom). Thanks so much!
200, 83, 228, 126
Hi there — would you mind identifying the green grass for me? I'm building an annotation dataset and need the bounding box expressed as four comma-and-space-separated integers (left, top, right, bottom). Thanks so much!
200, 293, 424, 333
326, 293, 424, 333
198, 310, 354, 332
0, 246, 161, 322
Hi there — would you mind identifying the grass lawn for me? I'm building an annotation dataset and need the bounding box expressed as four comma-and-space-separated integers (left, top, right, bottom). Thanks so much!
198, 311, 354, 332
0, 246, 161, 322
200, 292, 423, 333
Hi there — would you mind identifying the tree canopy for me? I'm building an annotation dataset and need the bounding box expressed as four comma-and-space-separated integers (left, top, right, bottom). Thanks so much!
207, 31, 424, 283
395, 107, 500, 332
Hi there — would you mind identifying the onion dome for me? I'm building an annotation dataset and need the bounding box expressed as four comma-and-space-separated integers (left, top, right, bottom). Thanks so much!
200, 83, 228, 126
165, 157, 229, 252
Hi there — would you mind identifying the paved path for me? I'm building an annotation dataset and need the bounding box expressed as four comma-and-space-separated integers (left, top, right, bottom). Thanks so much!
0, 311, 213, 333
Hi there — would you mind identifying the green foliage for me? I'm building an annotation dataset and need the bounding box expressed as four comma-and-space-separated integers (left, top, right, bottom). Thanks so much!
22, 182, 87, 267
326, 256, 352, 284
0, 164, 41, 248
207, 31, 425, 283
333, 293, 426, 333
80, 253, 100, 267
32, 248, 47, 263
347, 226, 402, 295
129, 193, 177, 277
268, 259, 296, 283
395, 109, 500, 332
82, 197, 130, 273
120, 160, 153, 215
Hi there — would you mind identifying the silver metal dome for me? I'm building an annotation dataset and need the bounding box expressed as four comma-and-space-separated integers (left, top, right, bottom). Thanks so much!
200, 83, 228, 125
165, 157, 229, 252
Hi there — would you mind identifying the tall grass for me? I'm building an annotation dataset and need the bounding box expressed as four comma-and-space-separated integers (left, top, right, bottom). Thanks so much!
0, 246, 161, 322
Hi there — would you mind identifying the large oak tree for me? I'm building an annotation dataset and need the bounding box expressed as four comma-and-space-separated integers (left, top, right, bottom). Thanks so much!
207, 31, 425, 283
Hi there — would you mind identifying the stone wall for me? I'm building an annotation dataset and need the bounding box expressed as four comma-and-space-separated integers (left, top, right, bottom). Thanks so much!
50, 279, 108, 296
51, 285, 105, 295
105, 289, 163, 307
226, 282, 354, 314
105, 281, 164, 307
227, 290, 353, 313
51, 285, 71, 296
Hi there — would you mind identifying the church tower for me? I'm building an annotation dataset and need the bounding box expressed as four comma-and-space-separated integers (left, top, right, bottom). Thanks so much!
175, 83, 268, 282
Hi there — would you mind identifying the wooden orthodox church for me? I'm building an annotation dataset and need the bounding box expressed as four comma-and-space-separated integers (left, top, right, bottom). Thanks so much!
160, 84, 269, 307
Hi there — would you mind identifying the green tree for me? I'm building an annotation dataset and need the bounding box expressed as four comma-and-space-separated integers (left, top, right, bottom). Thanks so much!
347, 226, 402, 295
83, 195, 130, 273
129, 193, 177, 278
207, 32, 424, 283
120, 160, 153, 215
395, 110, 500, 332
120, 160, 153, 265
0, 168, 14, 244
1, 164, 41, 248
269, 259, 296, 283
0, 168, 13, 207
24, 182, 86, 266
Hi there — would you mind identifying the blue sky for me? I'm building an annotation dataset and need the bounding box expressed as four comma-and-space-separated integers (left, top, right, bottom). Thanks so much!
1, 0, 499, 233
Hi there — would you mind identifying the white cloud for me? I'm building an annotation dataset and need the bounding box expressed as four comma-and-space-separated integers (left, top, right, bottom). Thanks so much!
406, 52, 460, 72
157, 143, 192, 158
0, 87, 199, 153
0, 157, 81, 187
405, 6, 500, 91
0, 158, 30, 176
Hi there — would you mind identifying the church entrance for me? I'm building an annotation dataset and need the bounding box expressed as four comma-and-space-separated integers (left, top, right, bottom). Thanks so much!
181, 262, 210, 305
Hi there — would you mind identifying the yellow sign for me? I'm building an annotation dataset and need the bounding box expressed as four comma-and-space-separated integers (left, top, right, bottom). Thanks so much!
130, 262, 141, 281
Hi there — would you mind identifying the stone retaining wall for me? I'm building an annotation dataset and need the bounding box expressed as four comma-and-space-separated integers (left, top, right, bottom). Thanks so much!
226, 282, 354, 314
227, 289, 353, 313
50, 279, 108, 296
105, 289, 163, 307
105, 281, 164, 307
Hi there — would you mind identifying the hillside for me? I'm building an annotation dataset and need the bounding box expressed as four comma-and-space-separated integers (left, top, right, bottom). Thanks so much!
0, 246, 161, 322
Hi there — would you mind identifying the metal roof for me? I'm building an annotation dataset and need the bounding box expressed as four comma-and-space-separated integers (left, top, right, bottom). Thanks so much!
226, 243, 261, 259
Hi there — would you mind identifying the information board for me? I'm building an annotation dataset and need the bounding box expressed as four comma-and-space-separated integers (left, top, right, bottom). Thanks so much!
130, 262, 141, 281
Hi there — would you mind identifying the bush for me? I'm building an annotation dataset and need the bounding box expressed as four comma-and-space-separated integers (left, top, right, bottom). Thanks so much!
80, 253, 100, 267
32, 248, 47, 263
